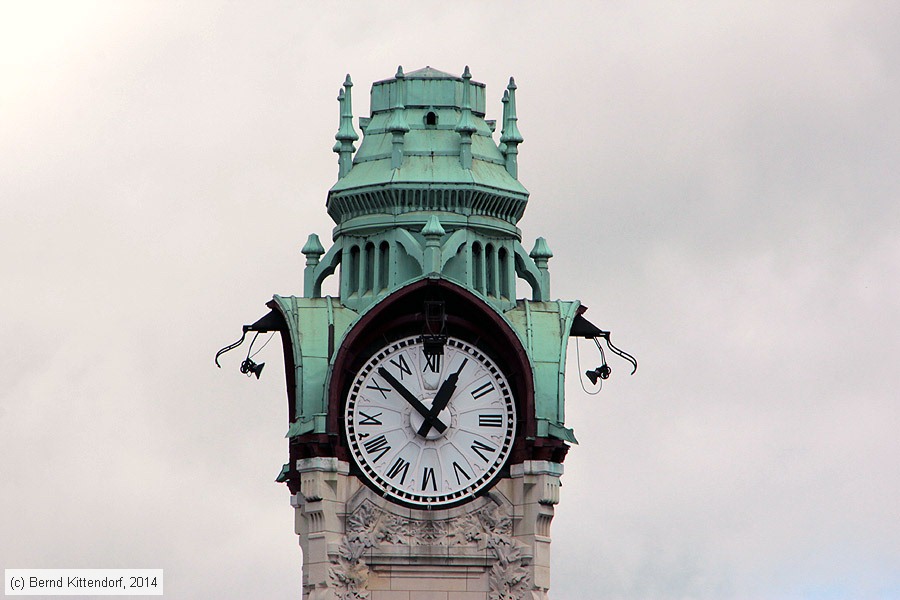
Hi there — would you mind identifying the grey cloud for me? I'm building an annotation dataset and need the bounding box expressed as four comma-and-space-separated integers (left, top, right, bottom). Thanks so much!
2, 3, 897, 599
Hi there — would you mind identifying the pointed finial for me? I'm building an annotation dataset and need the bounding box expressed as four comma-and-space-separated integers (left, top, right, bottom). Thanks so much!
387, 78, 409, 133
422, 216, 445, 274
302, 233, 326, 257
421, 215, 446, 238
396, 65, 404, 78
499, 89, 510, 155
332, 88, 345, 154
456, 66, 476, 169
529, 237, 553, 261
335, 81, 358, 142
529, 237, 552, 301
500, 78, 523, 145
334, 75, 359, 178
387, 66, 409, 169
456, 68, 476, 132
500, 76, 523, 178
302, 233, 326, 297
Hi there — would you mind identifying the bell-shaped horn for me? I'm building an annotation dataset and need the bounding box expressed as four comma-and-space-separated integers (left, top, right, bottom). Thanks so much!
241, 358, 265, 379
586, 365, 611, 385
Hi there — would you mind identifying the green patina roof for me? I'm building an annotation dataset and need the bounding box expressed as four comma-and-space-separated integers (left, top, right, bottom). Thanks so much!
327, 67, 528, 226
403, 66, 458, 79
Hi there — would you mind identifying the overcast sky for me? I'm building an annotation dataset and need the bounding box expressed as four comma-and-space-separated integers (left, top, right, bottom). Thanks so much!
2, 2, 898, 599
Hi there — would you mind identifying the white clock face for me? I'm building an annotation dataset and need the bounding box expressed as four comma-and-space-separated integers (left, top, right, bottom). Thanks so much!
344, 335, 516, 507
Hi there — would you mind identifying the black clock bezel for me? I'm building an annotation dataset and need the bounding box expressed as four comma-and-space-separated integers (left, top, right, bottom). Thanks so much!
326, 279, 537, 509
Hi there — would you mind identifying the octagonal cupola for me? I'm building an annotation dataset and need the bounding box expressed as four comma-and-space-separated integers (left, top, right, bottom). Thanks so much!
327, 66, 528, 235
303, 67, 551, 314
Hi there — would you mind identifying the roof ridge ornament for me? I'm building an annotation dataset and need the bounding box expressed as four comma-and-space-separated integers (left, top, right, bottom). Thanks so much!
334, 74, 359, 179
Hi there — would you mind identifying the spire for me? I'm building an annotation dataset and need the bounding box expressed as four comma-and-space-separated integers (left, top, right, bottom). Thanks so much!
456, 66, 477, 170
386, 66, 409, 170
500, 77, 523, 179
334, 74, 359, 179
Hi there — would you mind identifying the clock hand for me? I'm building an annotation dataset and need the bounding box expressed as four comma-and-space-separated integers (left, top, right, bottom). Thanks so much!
376, 367, 448, 433
416, 358, 468, 437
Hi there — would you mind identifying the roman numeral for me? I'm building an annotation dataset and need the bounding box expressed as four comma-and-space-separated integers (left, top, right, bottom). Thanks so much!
478, 414, 503, 428
470, 439, 496, 462
470, 381, 495, 400
362, 435, 391, 462
423, 353, 442, 373
452, 461, 471, 485
365, 379, 391, 399
358, 411, 382, 426
385, 457, 410, 485
421, 467, 437, 492
389, 355, 412, 379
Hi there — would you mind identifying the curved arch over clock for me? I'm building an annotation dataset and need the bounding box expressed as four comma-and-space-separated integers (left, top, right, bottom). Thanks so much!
287, 278, 569, 470
328, 277, 535, 459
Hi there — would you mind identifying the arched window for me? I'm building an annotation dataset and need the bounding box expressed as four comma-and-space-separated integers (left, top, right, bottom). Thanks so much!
378, 241, 390, 292
425, 111, 438, 127
364, 242, 375, 294
498, 247, 509, 299
485, 244, 495, 297
472, 242, 483, 293
348, 245, 360, 295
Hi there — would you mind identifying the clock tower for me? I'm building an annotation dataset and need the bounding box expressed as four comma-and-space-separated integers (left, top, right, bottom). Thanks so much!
226, 66, 629, 600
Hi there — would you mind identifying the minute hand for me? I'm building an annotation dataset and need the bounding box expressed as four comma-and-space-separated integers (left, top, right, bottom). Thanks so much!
417, 358, 468, 437
377, 367, 448, 433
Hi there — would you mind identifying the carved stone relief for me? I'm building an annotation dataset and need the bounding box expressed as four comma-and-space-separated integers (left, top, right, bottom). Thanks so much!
329, 499, 533, 600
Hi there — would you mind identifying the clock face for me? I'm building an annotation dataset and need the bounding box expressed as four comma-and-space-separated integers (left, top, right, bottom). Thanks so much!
344, 335, 516, 508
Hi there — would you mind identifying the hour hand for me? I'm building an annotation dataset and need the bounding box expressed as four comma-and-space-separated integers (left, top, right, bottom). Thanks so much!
376, 367, 447, 433
416, 358, 468, 437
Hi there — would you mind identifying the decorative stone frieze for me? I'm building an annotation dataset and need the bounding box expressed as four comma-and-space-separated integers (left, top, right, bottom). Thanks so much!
294, 458, 563, 599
